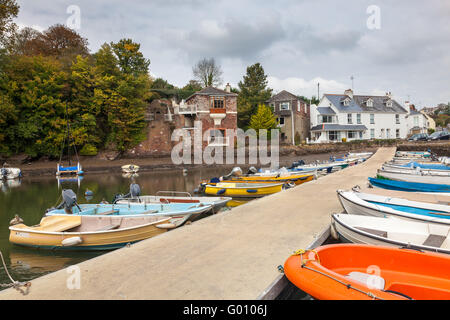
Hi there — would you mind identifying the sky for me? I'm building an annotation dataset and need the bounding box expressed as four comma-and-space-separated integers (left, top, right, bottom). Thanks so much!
14, 0, 450, 108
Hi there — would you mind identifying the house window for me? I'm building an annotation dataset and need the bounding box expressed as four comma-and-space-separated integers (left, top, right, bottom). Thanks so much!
347, 114, 352, 124
370, 114, 375, 124
414, 116, 419, 126
396, 129, 400, 138
370, 129, 375, 139
386, 101, 393, 108
280, 102, 290, 110
386, 129, 391, 139
329, 131, 339, 141
212, 97, 225, 109
321, 115, 333, 123
395, 114, 400, 124
279, 117, 285, 126
343, 98, 350, 106
366, 99, 373, 107
348, 131, 357, 139
359, 131, 363, 139
381, 129, 385, 138
357, 114, 361, 124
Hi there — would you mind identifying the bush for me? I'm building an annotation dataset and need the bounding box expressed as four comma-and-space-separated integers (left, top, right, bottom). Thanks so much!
79, 144, 98, 156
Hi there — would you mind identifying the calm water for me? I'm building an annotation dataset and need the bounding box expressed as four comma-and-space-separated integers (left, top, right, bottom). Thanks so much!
0, 166, 235, 288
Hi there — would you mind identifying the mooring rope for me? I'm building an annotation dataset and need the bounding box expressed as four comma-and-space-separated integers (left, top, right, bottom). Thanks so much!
0, 251, 31, 295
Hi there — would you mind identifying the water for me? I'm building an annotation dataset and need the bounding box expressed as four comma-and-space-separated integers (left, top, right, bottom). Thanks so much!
0, 166, 233, 289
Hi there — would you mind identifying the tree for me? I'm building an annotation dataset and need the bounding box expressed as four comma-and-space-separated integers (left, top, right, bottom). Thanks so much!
237, 63, 272, 129
7, 26, 41, 55
0, 0, 19, 48
192, 57, 223, 88
111, 38, 150, 76
94, 43, 120, 76
151, 77, 175, 90
249, 104, 278, 138
182, 79, 202, 92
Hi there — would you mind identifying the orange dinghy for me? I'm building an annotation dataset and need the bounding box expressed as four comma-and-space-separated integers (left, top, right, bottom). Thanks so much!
283, 244, 450, 300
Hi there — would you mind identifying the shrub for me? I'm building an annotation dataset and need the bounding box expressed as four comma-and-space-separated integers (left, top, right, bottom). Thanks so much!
79, 144, 98, 156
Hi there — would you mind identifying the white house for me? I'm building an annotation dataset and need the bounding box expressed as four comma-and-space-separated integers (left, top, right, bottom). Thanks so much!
310, 89, 409, 143
405, 104, 430, 136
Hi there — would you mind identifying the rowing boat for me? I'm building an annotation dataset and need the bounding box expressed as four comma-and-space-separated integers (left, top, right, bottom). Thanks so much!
377, 169, 450, 184
368, 177, 450, 193
9, 215, 171, 251
203, 182, 283, 198
284, 243, 450, 300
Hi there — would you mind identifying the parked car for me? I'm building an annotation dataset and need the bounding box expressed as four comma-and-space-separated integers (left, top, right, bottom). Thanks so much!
428, 131, 450, 141
408, 133, 429, 141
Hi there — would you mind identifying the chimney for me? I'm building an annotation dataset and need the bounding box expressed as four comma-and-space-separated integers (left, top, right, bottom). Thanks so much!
410, 104, 416, 112
225, 83, 231, 93
386, 91, 392, 99
344, 89, 353, 99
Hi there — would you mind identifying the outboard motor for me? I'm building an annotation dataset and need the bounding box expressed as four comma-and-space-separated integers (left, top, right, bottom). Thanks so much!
247, 166, 258, 175
1, 168, 7, 180
56, 189, 81, 214
130, 183, 141, 198
222, 167, 243, 180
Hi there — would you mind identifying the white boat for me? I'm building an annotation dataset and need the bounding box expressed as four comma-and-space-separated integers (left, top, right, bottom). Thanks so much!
1, 166, 22, 180
377, 169, 450, 185
381, 165, 450, 177
337, 189, 450, 225
395, 151, 431, 158
331, 213, 450, 255
121, 164, 140, 174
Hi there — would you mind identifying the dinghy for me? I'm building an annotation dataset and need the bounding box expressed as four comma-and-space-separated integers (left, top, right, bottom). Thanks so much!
283, 243, 450, 300
382, 164, 450, 176
331, 213, 450, 255
389, 161, 450, 171
1, 166, 22, 180
203, 182, 283, 198
121, 164, 140, 174
368, 177, 450, 193
377, 169, 450, 185
396, 151, 431, 158
337, 189, 450, 225
9, 215, 172, 251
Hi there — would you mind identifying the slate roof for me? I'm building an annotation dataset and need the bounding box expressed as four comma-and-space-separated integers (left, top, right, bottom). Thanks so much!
186, 86, 237, 101
324, 94, 408, 114
311, 124, 368, 131
316, 107, 336, 115
268, 90, 303, 103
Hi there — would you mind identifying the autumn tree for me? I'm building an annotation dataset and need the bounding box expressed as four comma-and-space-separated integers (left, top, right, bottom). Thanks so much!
192, 57, 223, 88
237, 63, 273, 129
0, 0, 19, 48
249, 104, 278, 138
7, 26, 40, 55
111, 38, 150, 76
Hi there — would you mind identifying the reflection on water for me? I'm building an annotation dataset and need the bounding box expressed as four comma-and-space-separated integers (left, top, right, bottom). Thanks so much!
0, 166, 235, 288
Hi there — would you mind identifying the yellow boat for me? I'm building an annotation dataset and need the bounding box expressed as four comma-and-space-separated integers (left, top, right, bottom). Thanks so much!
9, 215, 172, 251
226, 172, 315, 186
226, 199, 251, 207
204, 182, 283, 198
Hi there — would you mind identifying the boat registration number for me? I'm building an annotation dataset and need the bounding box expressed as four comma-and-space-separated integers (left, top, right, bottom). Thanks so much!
15, 232, 30, 237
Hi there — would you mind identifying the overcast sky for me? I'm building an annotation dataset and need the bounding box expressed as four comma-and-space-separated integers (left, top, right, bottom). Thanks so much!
15, 0, 450, 108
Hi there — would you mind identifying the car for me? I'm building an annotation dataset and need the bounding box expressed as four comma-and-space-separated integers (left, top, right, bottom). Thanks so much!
408, 133, 429, 141
428, 131, 450, 141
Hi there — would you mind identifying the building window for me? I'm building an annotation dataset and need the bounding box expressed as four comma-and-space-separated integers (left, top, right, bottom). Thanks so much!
395, 114, 400, 124
414, 116, 419, 126
366, 99, 373, 107
381, 129, 385, 138
321, 115, 333, 123
343, 98, 350, 106
386, 101, 393, 108
280, 102, 290, 110
359, 131, 363, 139
357, 114, 361, 124
386, 129, 391, 139
370, 129, 375, 139
396, 129, 400, 138
348, 131, 357, 139
347, 114, 352, 124
329, 131, 339, 141
212, 97, 225, 109
278, 117, 285, 126
370, 114, 375, 124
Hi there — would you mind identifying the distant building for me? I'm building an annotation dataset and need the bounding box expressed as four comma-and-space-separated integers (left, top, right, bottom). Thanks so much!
267, 90, 310, 145
310, 89, 408, 143
405, 104, 429, 135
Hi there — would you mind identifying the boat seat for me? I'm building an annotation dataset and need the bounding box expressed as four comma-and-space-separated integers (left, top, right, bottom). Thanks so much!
97, 209, 119, 215
355, 227, 388, 238
422, 234, 447, 247
346, 271, 385, 290
96, 223, 121, 231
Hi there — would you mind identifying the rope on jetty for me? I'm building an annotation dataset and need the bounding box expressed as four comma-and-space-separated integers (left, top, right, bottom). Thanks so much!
0, 251, 31, 295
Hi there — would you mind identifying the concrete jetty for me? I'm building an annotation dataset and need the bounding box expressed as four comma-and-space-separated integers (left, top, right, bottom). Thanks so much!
0, 147, 396, 300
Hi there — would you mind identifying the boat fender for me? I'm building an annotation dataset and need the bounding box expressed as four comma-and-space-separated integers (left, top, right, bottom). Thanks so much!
246, 189, 258, 193
330, 221, 339, 240
9, 214, 23, 226
217, 189, 226, 195
62, 236, 83, 247
210, 177, 221, 184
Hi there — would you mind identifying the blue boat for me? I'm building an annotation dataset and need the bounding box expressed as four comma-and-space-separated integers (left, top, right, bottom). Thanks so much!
368, 177, 450, 193
402, 162, 450, 171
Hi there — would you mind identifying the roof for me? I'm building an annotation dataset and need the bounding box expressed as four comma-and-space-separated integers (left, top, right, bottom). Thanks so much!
268, 90, 303, 103
311, 124, 368, 131
316, 107, 336, 115
186, 86, 237, 101
324, 94, 408, 114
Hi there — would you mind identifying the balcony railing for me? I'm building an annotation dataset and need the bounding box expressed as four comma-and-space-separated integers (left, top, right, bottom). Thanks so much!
178, 104, 198, 115
210, 108, 226, 114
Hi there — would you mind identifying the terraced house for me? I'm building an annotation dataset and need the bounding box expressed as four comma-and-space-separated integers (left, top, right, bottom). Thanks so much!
310, 89, 408, 143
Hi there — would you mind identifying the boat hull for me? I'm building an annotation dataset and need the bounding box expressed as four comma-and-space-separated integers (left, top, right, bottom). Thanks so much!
204, 183, 283, 198
369, 177, 450, 193
377, 170, 450, 185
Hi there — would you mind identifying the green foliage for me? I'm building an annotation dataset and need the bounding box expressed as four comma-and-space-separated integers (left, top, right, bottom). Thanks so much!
111, 38, 150, 76
237, 63, 273, 129
0, 0, 19, 48
249, 104, 278, 138
79, 144, 97, 156
428, 128, 435, 135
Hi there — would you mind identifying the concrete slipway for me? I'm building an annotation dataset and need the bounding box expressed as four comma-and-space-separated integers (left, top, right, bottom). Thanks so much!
0, 147, 396, 300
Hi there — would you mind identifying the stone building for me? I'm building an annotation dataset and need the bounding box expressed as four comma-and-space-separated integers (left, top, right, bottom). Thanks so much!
267, 90, 310, 145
